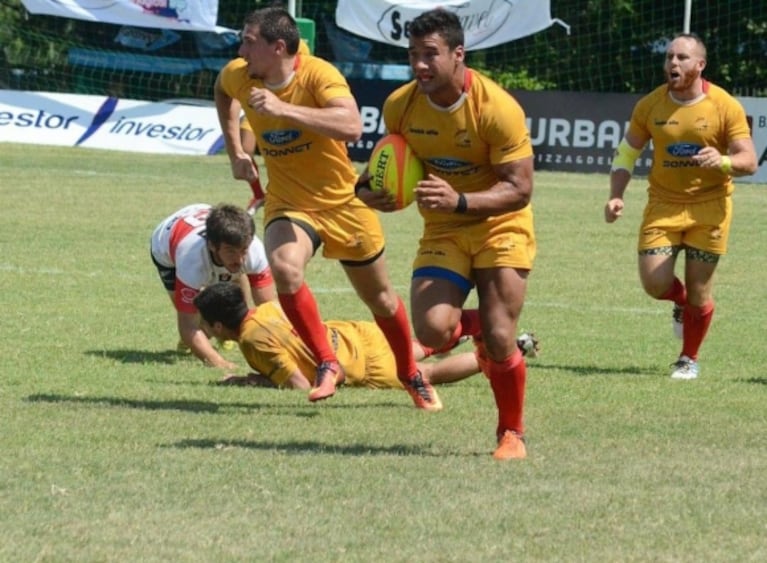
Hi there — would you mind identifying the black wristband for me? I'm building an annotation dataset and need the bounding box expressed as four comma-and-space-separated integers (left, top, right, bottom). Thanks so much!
354, 178, 370, 196
454, 192, 468, 214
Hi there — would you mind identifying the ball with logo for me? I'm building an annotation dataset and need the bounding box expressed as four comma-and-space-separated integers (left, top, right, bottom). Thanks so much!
367, 134, 423, 210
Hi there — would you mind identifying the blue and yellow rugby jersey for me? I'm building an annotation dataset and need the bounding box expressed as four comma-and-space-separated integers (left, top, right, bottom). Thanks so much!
382, 68, 533, 226
219, 55, 358, 211
628, 80, 751, 203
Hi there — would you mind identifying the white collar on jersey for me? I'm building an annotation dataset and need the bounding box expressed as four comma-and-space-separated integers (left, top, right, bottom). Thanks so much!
427, 91, 467, 112
668, 91, 706, 105
265, 71, 296, 90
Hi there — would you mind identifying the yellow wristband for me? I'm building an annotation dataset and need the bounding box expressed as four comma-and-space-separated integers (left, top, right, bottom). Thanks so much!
611, 138, 643, 173
720, 155, 732, 173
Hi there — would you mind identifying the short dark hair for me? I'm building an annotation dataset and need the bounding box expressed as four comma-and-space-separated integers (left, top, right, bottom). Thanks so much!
205, 204, 254, 248
244, 6, 301, 55
193, 282, 248, 330
409, 9, 464, 50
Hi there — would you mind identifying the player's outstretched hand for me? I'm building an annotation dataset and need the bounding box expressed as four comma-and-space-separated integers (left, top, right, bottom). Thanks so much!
604, 198, 624, 223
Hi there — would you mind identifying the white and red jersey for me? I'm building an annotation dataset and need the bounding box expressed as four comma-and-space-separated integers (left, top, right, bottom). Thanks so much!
151, 204, 271, 314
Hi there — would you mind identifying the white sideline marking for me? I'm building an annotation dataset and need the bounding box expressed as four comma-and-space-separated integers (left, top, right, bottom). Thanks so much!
0, 263, 664, 316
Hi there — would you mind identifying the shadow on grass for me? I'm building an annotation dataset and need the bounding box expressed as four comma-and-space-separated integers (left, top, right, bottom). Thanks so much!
531, 362, 658, 377
27, 393, 227, 413
740, 377, 767, 385
170, 438, 432, 457
84, 349, 185, 365
25, 393, 405, 414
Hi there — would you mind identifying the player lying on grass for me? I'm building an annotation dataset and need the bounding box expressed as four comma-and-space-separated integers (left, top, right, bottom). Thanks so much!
150, 203, 276, 370
193, 282, 539, 392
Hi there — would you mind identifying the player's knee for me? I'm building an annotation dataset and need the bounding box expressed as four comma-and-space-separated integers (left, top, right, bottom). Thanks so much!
642, 278, 671, 299
413, 322, 453, 350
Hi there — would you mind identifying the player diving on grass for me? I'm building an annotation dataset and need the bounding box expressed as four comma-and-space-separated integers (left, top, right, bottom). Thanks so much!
194, 282, 540, 392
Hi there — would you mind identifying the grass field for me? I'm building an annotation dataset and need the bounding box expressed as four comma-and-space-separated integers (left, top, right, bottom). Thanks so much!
1, 142, 766, 561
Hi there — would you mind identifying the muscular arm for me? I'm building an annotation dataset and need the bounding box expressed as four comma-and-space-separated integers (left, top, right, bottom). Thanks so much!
725, 137, 758, 176
467, 156, 534, 214
413, 155, 534, 216
247, 88, 362, 142
214, 73, 256, 182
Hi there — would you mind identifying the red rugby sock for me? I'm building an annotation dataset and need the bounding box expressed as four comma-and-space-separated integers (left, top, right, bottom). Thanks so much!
660, 276, 687, 306
375, 297, 418, 380
681, 301, 714, 360
486, 348, 526, 437
278, 283, 335, 363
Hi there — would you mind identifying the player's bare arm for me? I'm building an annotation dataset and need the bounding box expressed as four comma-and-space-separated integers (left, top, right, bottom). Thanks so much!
247, 88, 362, 142
178, 311, 237, 370
214, 75, 255, 182
605, 130, 648, 223
414, 156, 533, 215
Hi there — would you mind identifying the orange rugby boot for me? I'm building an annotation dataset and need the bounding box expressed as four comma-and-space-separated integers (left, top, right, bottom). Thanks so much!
309, 360, 344, 402
493, 430, 527, 460
402, 371, 443, 412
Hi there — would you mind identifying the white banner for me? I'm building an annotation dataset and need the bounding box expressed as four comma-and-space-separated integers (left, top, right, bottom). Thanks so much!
739, 97, 767, 183
0, 90, 224, 156
0, 90, 106, 146
20, 0, 231, 32
335, 0, 568, 51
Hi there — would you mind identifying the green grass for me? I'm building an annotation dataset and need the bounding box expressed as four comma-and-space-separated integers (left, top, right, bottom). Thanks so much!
1, 143, 766, 561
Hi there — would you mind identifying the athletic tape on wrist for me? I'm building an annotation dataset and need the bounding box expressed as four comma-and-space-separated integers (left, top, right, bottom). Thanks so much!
610, 138, 642, 173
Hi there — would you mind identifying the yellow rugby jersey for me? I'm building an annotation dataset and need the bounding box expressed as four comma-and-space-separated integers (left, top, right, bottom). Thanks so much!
218, 55, 358, 211
628, 81, 752, 203
382, 68, 533, 225
238, 302, 368, 388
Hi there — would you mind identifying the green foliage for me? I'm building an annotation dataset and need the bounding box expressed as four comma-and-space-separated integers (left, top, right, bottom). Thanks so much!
1, 0, 766, 97
468, 57, 555, 91
1, 143, 766, 560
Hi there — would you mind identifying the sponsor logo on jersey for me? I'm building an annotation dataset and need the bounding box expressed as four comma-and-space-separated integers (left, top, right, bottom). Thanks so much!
262, 129, 301, 145
666, 142, 701, 157
428, 157, 471, 170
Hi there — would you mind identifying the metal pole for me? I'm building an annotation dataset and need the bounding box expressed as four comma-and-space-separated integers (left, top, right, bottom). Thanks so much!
287, 0, 296, 17
683, 0, 692, 33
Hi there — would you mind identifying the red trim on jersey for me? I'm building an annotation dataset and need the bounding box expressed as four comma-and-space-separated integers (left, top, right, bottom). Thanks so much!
248, 268, 274, 288
174, 280, 199, 314
168, 216, 197, 263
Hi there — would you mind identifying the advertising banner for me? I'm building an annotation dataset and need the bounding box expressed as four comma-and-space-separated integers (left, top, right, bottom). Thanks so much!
738, 97, 767, 184
0, 90, 223, 155
346, 81, 766, 183
2, 88, 764, 182
0, 90, 108, 146
335, 0, 567, 50
20, 0, 230, 32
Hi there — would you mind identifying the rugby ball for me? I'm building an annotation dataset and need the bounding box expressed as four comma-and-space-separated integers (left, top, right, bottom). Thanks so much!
368, 134, 423, 209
